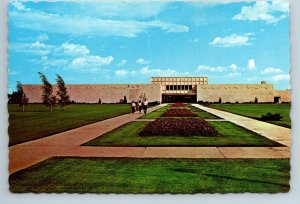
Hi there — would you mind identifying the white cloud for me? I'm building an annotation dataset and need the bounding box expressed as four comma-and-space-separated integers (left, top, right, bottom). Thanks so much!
262, 67, 282, 74
269, 74, 290, 81
60, 43, 90, 56
10, 10, 189, 38
209, 33, 253, 47
115, 69, 128, 77
37, 56, 69, 70
117, 59, 127, 66
71, 1, 167, 20
8, 69, 18, 76
37, 33, 49, 42
227, 72, 241, 77
11, 0, 30, 11
233, 0, 289, 24
247, 76, 257, 81
10, 41, 52, 55
230, 64, 238, 71
136, 58, 149, 65
197, 65, 227, 72
69, 55, 113, 72
247, 59, 256, 71
140, 66, 190, 77
10, 40, 114, 72
114, 66, 189, 78
115, 69, 136, 77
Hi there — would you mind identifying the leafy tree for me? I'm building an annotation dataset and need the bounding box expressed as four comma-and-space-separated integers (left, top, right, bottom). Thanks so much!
56, 74, 70, 110
38, 72, 56, 112
98, 98, 102, 104
16, 81, 29, 112
123, 96, 127, 104
218, 97, 222, 104
8, 91, 19, 104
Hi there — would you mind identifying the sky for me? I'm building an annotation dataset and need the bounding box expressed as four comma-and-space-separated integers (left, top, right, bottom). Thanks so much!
8, 0, 290, 93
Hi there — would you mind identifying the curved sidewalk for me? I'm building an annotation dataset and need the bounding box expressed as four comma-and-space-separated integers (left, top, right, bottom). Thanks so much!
192, 104, 291, 147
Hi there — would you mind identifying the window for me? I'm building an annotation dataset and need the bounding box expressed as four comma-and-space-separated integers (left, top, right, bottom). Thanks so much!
174, 85, 177, 90
166, 85, 170, 90
185, 85, 188, 90
181, 85, 184, 90
170, 85, 174, 90
189, 85, 192, 90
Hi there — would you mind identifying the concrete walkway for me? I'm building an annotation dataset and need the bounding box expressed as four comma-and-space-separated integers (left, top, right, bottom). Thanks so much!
9, 104, 166, 174
192, 104, 291, 147
9, 103, 291, 175
60, 146, 290, 159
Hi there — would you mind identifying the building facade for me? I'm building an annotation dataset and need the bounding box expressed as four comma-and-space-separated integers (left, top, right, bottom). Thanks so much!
23, 76, 291, 104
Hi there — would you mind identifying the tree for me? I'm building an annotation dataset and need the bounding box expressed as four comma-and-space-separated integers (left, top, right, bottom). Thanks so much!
16, 81, 29, 112
123, 96, 127, 104
39, 72, 56, 112
56, 74, 70, 110
98, 98, 102, 104
8, 91, 19, 104
218, 97, 222, 104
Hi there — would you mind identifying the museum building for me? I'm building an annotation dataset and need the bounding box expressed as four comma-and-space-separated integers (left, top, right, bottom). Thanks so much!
23, 77, 291, 104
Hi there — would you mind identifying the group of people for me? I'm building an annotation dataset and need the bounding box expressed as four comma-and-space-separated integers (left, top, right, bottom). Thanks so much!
131, 99, 149, 114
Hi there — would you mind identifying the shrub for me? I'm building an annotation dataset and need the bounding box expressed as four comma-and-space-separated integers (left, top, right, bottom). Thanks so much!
261, 112, 283, 121
139, 118, 218, 137
148, 101, 160, 107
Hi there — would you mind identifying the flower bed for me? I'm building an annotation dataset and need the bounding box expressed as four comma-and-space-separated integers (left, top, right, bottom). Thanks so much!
162, 109, 197, 117
169, 106, 191, 110
139, 118, 218, 137
171, 103, 185, 107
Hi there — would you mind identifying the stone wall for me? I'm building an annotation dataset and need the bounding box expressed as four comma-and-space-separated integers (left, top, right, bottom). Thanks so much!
274, 90, 291, 103
196, 84, 275, 103
23, 84, 162, 103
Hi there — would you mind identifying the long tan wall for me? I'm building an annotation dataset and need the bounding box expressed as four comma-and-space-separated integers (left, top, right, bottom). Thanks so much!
23, 84, 162, 103
274, 90, 291, 102
197, 84, 275, 103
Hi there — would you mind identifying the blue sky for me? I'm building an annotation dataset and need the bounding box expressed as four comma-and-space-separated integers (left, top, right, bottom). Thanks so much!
8, 0, 290, 92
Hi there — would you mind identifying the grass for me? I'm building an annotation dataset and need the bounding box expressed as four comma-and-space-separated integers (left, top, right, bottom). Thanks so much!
9, 157, 290, 193
207, 104, 291, 128
141, 104, 220, 119
84, 121, 281, 147
8, 104, 131, 146
188, 105, 221, 119
139, 105, 170, 119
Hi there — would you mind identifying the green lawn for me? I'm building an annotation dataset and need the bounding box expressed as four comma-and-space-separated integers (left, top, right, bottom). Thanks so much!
8, 104, 131, 146
139, 105, 170, 119
207, 104, 291, 128
188, 105, 221, 119
140, 104, 220, 119
84, 121, 281, 147
9, 157, 290, 193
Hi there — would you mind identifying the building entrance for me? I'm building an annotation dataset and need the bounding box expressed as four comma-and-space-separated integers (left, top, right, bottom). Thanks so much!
162, 94, 197, 103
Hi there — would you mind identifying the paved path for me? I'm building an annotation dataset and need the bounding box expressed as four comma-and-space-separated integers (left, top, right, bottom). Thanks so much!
9, 103, 291, 174
60, 146, 290, 159
9, 104, 166, 174
192, 104, 291, 147
134, 118, 228, 122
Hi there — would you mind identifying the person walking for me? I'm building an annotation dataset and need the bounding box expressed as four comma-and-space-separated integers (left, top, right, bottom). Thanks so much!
138, 100, 142, 114
143, 99, 148, 114
131, 100, 136, 114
